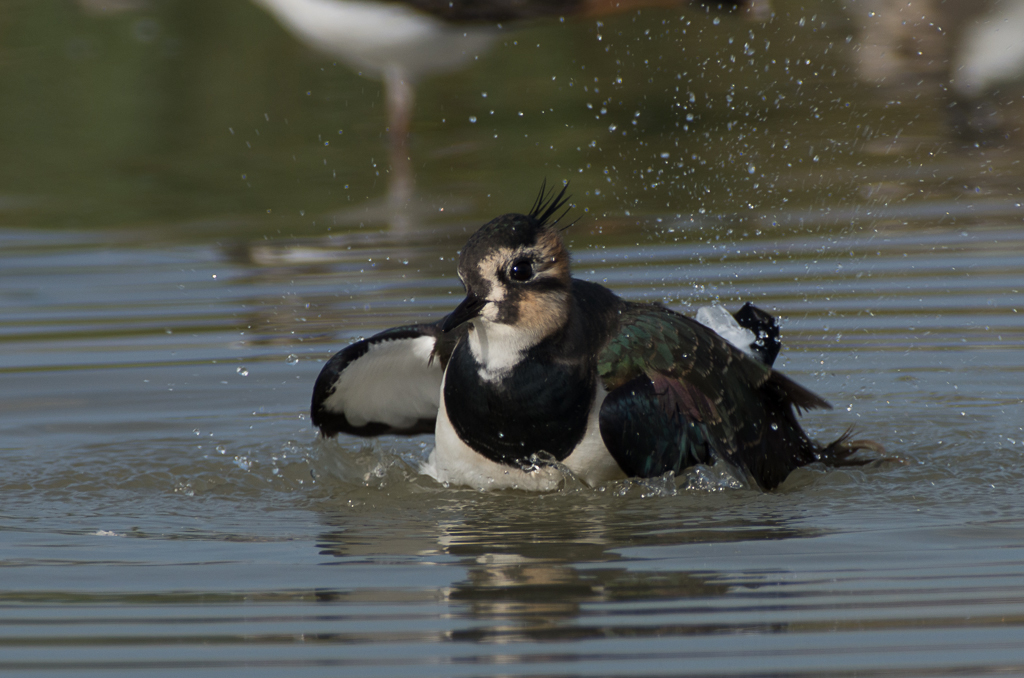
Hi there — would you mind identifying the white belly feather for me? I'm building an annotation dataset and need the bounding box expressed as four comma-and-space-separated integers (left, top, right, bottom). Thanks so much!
560, 385, 627, 485
422, 377, 625, 491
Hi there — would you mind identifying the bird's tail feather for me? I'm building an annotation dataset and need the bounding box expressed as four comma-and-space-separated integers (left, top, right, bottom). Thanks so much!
815, 428, 888, 467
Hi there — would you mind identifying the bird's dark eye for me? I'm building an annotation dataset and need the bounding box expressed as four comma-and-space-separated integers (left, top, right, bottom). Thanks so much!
509, 258, 533, 282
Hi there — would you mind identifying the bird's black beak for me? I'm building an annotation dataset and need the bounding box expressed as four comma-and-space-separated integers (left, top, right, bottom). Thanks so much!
441, 293, 486, 332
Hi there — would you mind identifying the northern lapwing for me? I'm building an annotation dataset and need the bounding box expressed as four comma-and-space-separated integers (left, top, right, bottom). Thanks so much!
312, 184, 873, 490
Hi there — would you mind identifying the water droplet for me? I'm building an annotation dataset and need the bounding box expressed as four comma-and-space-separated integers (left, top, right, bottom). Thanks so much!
286, 354, 299, 365
236, 367, 249, 376
469, 115, 477, 123
747, 164, 756, 174
216, 445, 226, 454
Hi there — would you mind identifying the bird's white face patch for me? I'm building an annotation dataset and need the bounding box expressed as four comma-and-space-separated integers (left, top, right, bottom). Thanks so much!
471, 244, 566, 306
473, 248, 510, 303
466, 245, 570, 380
471, 242, 569, 319
453, 227, 572, 380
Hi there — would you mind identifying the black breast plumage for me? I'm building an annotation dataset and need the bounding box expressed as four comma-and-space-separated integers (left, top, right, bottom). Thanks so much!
442, 339, 596, 468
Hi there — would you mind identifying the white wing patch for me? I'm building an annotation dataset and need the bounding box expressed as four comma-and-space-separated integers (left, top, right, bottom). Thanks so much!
321, 335, 441, 429
696, 305, 757, 358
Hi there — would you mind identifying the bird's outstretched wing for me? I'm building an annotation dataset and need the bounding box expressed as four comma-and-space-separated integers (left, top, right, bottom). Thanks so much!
311, 320, 463, 437
597, 304, 830, 489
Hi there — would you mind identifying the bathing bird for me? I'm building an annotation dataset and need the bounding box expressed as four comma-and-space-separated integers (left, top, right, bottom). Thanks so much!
312, 184, 869, 490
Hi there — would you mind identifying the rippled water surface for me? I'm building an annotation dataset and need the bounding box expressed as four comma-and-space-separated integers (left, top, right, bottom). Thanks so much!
2, 0, 1024, 675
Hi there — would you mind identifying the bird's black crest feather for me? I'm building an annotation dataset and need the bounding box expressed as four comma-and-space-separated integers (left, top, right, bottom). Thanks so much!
529, 180, 571, 228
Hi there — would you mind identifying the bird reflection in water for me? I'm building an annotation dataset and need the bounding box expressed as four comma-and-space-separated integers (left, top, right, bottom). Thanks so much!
311, 496, 807, 641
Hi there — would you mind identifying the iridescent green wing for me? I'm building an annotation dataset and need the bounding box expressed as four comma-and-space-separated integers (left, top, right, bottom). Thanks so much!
596, 304, 829, 489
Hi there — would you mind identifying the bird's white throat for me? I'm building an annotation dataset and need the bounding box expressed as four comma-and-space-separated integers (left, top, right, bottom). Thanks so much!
466, 319, 542, 382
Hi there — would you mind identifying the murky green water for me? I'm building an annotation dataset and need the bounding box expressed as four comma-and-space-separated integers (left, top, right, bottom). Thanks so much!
2, 0, 1024, 675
